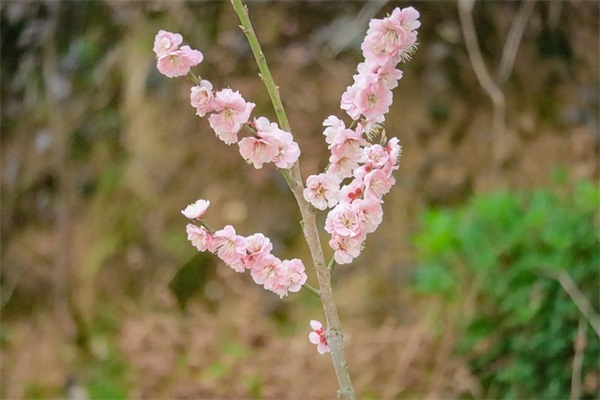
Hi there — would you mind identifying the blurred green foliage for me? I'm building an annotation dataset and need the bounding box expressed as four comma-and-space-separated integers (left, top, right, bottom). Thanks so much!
413, 180, 600, 399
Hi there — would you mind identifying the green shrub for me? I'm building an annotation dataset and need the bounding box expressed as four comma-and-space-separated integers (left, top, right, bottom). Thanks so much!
413, 181, 600, 399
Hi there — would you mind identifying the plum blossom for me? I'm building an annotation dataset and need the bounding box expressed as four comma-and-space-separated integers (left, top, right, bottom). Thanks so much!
309, 320, 330, 354
361, 7, 420, 66
209, 89, 255, 145
182, 199, 210, 220
363, 168, 395, 201
329, 234, 364, 265
303, 173, 340, 210
353, 198, 383, 234
213, 225, 247, 272
238, 135, 279, 169
186, 224, 216, 253
156, 45, 203, 78
279, 259, 308, 295
325, 202, 364, 238
242, 233, 273, 269
190, 80, 215, 117
250, 254, 282, 287
361, 143, 390, 169
238, 117, 300, 169
153, 30, 183, 58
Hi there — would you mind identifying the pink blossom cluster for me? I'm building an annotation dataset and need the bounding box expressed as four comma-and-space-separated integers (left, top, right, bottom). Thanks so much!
153, 30, 204, 78
308, 320, 330, 354
154, 30, 300, 170
182, 199, 308, 298
303, 7, 418, 265
340, 7, 420, 128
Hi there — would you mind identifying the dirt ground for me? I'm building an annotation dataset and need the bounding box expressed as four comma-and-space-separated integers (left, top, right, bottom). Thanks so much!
1, 1, 598, 398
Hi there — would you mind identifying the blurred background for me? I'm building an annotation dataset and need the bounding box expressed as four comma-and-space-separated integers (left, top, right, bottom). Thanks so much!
1, 0, 599, 398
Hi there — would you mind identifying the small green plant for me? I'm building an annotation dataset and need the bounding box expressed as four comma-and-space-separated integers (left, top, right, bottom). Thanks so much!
413, 180, 600, 399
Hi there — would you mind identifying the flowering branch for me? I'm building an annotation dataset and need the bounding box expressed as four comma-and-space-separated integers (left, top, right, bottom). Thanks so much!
152, 3, 420, 398
230, 1, 356, 398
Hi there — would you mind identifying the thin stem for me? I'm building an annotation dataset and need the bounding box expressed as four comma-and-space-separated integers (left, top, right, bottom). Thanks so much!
458, 0, 506, 168
230, 0, 290, 132
187, 71, 201, 85
302, 283, 321, 298
230, 1, 355, 398
328, 256, 336, 272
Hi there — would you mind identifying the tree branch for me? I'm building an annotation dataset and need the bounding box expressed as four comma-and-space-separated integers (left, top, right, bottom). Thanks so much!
230, 1, 355, 398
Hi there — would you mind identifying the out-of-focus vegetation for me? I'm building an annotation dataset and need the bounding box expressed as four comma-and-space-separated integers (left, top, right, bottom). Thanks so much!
414, 178, 600, 399
1, 0, 599, 398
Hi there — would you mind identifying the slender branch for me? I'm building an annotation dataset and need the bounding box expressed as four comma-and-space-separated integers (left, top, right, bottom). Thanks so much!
303, 283, 321, 298
229, 0, 291, 133
458, 0, 505, 167
570, 317, 586, 400
497, 0, 536, 84
328, 256, 336, 272
230, 1, 355, 398
541, 268, 600, 338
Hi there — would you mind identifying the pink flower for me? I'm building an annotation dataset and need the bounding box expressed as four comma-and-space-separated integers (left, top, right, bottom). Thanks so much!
208, 89, 255, 145
186, 224, 216, 253
329, 233, 364, 265
326, 151, 361, 182
238, 136, 279, 169
181, 199, 210, 220
361, 143, 390, 169
353, 198, 383, 233
309, 320, 330, 354
279, 259, 307, 295
341, 72, 393, 124
153, 30, 183, 58
242, 233, 273, 269
157, 45, 203, 78
213, 225, 247, 272
322, 115, 346, 145
363, 168, 395, 201
386, 137, 402, 167
250, 253, 282, 287
325, 203, 364, 238
190, 80, 215, 117
303, 173, 340, 210
361, 7, 420, 66
272, 136, 300, 169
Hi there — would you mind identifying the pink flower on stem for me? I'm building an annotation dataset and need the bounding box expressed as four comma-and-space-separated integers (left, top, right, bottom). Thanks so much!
327, 148, 362, 182
209, 88, 255, 145
361, 7, 420, 66
190, 80, 215, 117
157, 45, 203, 78
242, 233, 273, 269
363, 168, 395, 201
186, 224, 216, 253
325, 202, 364, 238
303, 173, 340, 210
238, 136, 279, 169
386, 137, 402, 167
353, 198, 383, 234
181, 199, 210, 220
153, 30, 183, 58
309, 320, 330, 354
322, 115, 347, 145
329, 233, 364, 265
250, 254, 282, 287
361, 143, 390, 169
279, 259, 307, 295
213, 225, 248, 272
